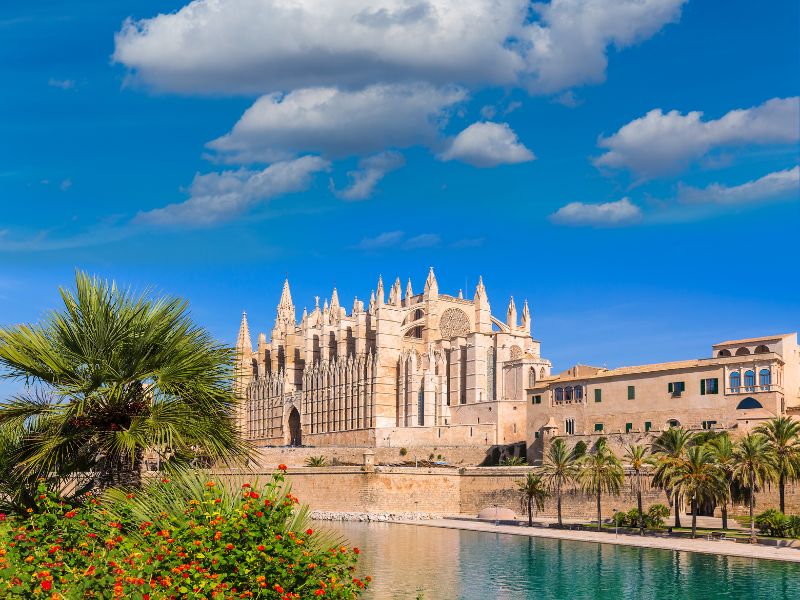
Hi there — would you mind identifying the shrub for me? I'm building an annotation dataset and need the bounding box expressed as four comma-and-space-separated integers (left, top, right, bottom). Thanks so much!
499, 456, 527, 466
612, 511, 628, 527
646, 504, 670, 528
756, 509, 790, 537
305, 456, 327, 467
399, 448, 408, 457
0, 470, 369, 598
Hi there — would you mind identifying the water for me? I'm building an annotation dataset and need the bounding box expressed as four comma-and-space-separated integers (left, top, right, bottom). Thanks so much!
323, 521, 799, 600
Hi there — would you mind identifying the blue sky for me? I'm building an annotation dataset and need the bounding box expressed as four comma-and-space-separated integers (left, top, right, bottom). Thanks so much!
1, 0, 799, 388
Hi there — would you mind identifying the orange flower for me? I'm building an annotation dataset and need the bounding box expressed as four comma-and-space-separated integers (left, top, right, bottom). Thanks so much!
314, 590, 324, 596
274, 584, 284, 594
278, 464, 288, 472
206, 481, 216, 488
225, 543, 234, 550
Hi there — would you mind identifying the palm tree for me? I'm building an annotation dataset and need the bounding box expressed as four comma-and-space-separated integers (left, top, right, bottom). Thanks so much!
540, 438, 578, 528
652, 427, 694, 528
517, 472, 549, 527
0, 272, 250, 493
576, 439, 624, 531
669, 445, 727, 538
731, 433, 777, 543
707, 433, 735, 530
755, 417, 800, 514
625, 444, 650, 535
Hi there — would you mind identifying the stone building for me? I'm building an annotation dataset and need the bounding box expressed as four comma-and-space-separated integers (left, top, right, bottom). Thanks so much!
235, 269, 551, 449
527, 333, 800, 461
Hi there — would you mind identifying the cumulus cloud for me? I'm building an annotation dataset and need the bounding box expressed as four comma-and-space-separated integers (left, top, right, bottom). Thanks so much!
439, 122, 534, 167
595, 97, 800, 179
334, 152, 406, 201
550, 197, 642, 226
209, 84, 465, 162
114, 0, 685, 96
135, 156, 330, 226
678, 166, 799, 205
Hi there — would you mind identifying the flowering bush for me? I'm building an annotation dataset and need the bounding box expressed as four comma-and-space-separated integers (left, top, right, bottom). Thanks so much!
0, 470, 368, 599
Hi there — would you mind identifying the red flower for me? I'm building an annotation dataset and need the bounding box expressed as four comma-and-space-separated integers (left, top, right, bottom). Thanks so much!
353, 547, 360, 554
278, 464, 288, 472
0, 513, 6, 521
274, 584, 284, 594
306, 529, 313, 536
225, 543, 234, 550
257, 545, 265, 551
41, 581, 52, 592
242, 483, 251, 488
64, 510, 78, 519
314, 590, 325, 596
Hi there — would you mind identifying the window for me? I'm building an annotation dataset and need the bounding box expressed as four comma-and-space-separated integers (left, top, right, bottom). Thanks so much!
737, 397, 763, 410
702, 420, 717, 430
667, 419, 680, 428
594, 423, 604, 432
625, 422, 633, 433
565, 386, 574, 401
534, 431, 540, 439
744, 370, 755, 389
532, 394, 542, 405
755, 345, 770, 354
487, 348, 496, 400
528, 367, 536, 388
759, 369, 771, 388
417, 388, 424, 426
729, 371, 741, 390
701, 378, 719, 395
718, 349, 731, 357
735, 347, 751, 356
627, 385, 635, 400
644, 421, 652, 432
555, 387, 564, 401
565, 418, 575, 435
594, 388, 602, 403
574, 385, 583, 401
668, 381, 685, 396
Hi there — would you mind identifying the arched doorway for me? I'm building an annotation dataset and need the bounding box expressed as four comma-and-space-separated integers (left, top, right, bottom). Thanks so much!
288, 408, 301, 447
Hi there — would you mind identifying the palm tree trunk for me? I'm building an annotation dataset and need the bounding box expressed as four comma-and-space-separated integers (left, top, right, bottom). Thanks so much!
779, 472, 785, 514
721, 500, 728, 531
749, 468, 756, 544
691, 497, 697, 539
674, 492, 682, 528
528, 498, 533, 527
557, 483, 563, 528
636, 481, 644, 535
596, 484, 602, 532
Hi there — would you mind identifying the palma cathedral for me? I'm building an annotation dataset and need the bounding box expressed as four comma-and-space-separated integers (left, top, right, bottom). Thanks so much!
235, 269, 551, 449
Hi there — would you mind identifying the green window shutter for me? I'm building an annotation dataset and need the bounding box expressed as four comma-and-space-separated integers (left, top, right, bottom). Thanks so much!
711, 378, 718, 394
627, 385, 635, 400
700, 379, 706, 395
668, 382, 673, 393
645, 421, 652, 432
594, 423, 603, 432
594, 388, 602, 403
680, 382, 685, 392
626, 422, 633, 433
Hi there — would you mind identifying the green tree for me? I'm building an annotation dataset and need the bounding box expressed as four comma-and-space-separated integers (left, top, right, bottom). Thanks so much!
652, 427, 694, 528
540, 438, 578, 528
732, 433, 777, 543
755, 417, 800, 514
625, 444, 650, 535
517, 471, 549, 527
576, 439, 624, 532
706, 432, 735, 530
669, 445, 727, 538
0, 272, 249, 495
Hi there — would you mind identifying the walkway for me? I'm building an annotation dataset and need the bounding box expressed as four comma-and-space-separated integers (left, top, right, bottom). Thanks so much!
394, 518, 800, 564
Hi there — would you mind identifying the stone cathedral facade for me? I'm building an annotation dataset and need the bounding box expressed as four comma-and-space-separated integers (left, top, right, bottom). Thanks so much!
235, 269, 551, 449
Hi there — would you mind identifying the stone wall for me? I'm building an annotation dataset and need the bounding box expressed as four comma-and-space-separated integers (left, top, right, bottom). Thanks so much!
211, 466, 800, 520
253, 445, 492, 467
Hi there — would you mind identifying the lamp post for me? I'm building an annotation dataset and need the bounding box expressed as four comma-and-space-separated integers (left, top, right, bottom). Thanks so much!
613, 508, 618, 538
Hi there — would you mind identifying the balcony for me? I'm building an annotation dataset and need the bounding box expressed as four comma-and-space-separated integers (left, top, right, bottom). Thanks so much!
726, 385, 782, 395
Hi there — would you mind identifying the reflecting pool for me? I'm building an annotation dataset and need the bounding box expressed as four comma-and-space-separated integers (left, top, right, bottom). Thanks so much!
324, 521, 799, 600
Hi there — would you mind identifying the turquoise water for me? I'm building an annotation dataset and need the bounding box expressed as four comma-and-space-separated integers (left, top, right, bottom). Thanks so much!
323, 521, 799, 600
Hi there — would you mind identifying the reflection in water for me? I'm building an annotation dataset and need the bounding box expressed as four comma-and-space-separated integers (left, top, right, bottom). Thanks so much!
322, 521, 799, 600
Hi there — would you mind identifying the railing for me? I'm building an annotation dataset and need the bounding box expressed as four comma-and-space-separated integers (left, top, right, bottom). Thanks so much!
725, 385, 781, 394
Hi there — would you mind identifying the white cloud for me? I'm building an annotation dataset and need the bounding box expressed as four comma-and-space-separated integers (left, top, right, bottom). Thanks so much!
678, 167, 799, 205
595, 97, 800, 179
550, 197, 642, 226
403, 233, 441, 249
334, 152, 406, 201
135, 156, 330, 226
48, 78, 75, 90
59, 178, 72, 192
355, 230, 405, 250
439, 122, 534, 167
114, 0, 684, 96
209, 84, 465, 162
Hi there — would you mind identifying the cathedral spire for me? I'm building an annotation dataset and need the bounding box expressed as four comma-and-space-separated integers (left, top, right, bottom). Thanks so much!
521, 299, 531, 333
368, 290, 376, 313
507, 296, 517, 328
276, 278, 296, 325
423, 267, 438, 299
389, 277, 402, 306
405, 278, 413, 300
475, 275, 487, 301
236, 311, 252, 354
376, 275, 385, 305
330, 287, 340, 312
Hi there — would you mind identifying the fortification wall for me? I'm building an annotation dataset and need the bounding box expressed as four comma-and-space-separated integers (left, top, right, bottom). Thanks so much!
211, 467, 800, 520
253, 445, 491, 467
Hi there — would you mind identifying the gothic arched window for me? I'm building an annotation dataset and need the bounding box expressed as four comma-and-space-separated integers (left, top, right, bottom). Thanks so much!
574, 385, 583, 400
565, 386, 574, 401
528, 367, 536, 388
487, 348, 496, 401
759, 368, 771, 386
555, 387, 563, 402
744, 370, 755, 388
